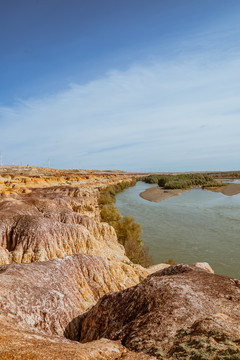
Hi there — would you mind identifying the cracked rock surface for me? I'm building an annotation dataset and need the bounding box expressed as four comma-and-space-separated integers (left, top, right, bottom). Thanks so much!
79, 264, 240, 359
0, 253, 147, 340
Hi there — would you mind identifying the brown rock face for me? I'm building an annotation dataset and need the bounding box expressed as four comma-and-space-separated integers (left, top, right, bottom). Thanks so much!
0, 253, 146, 340
79, 264, 240, 358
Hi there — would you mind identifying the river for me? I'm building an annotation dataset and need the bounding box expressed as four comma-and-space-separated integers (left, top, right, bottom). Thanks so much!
115, 181, 240, 279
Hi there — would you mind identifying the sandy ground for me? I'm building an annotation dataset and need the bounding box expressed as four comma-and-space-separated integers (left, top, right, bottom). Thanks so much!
140, 183, 240, 202
219, 183, 240, 196
140, 187, 187, 202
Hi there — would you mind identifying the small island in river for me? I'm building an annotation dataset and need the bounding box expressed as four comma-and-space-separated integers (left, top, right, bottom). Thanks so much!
140, 173, 240, 202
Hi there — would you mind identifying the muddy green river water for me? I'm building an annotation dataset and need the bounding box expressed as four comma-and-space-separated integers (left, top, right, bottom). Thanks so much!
115, 181, 240, 279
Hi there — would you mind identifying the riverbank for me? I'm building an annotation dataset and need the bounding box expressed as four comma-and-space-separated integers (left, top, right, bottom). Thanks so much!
140, 186, 187, 202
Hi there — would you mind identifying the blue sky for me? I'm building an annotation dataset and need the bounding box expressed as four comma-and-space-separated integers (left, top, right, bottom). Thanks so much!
0, 0, 240, 171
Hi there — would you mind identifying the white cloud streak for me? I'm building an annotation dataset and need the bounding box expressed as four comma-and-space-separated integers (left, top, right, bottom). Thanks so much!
0, 50, 240, 171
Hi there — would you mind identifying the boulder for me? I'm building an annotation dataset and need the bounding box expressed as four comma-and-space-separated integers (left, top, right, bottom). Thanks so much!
79, 264, 240, 358
0, 253, 146, 340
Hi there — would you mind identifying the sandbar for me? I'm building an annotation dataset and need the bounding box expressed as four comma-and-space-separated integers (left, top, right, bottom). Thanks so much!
218, 183, 240, 196
140, 186, 187, 202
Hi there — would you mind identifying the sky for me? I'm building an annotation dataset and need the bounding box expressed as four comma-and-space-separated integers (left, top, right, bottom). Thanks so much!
0, 0, 240, 171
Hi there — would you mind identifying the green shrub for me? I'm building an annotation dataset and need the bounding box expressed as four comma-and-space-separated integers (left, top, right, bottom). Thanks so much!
115, 216, 142, 246
98, 192, 114, 206
156, 173, 218, 190
100, 204, 121, 226
143, 173, 222, 190
144, 175, 161, 184
166, 258, 176, 265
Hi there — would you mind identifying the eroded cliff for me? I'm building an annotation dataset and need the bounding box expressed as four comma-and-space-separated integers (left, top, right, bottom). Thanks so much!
0, 167, 157, 358
0, 166, 239, 360
0, 184, 140, 265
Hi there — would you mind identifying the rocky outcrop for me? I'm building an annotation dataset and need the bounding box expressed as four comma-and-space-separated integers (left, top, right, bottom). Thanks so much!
0, 186, 138, 265
0, 253, 147, 340
0, 314, 155, 360
0, 165, 139, 195
79, 264, 240, 358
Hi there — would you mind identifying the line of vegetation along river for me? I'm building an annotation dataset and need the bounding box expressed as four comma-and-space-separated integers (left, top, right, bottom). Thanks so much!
98, 179, 152, 267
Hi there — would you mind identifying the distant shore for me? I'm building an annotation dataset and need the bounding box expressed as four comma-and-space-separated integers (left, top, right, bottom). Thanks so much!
140, 183, 240, 202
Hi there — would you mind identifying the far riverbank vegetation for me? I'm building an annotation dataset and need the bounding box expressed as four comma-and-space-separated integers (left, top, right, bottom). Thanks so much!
98, 179, 152, 267
143, 173, 225, 190
212, 171, 240, 179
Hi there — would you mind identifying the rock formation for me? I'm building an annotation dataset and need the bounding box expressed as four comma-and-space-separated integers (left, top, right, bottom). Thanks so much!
0, 167, 156, 358
0, 253, 147, 340
0, 314, 155, 359
79, 264, 240, 359
0, 166, 239, 359
0, 185, 142, 266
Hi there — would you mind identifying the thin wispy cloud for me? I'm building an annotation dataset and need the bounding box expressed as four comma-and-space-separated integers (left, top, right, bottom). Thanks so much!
0, 24, 240, 171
